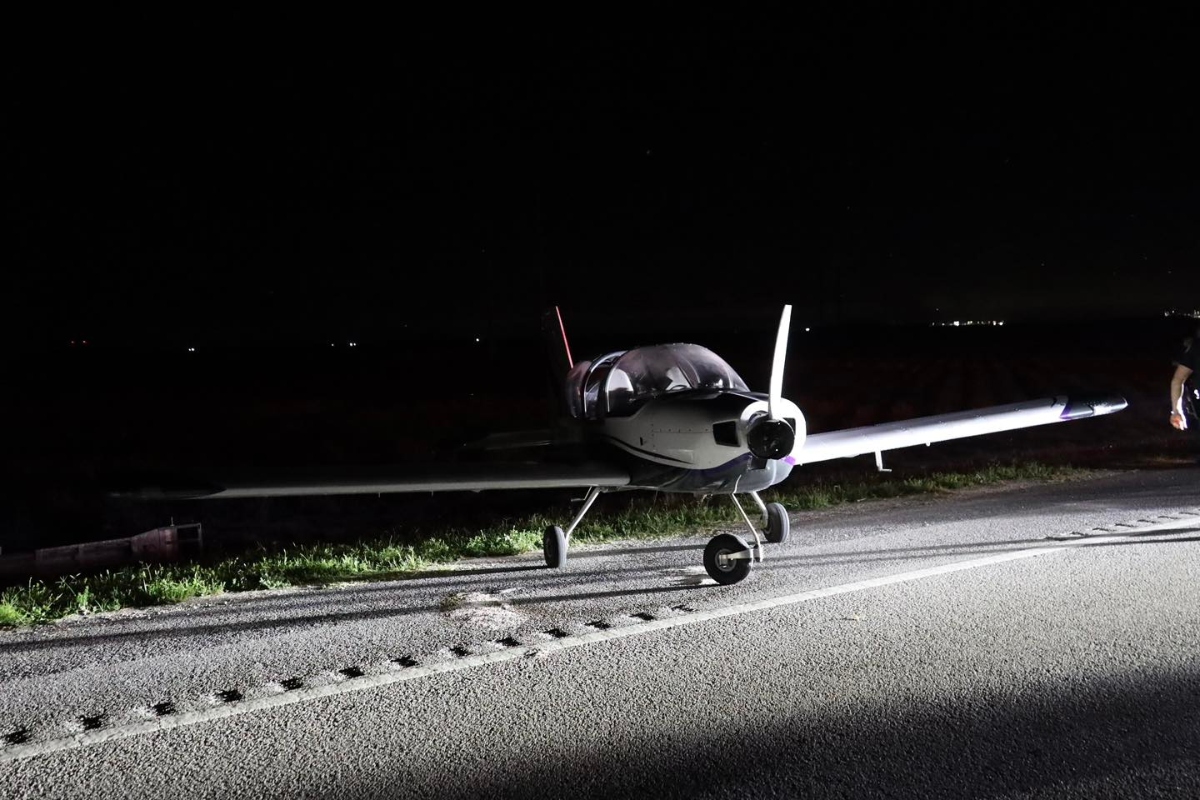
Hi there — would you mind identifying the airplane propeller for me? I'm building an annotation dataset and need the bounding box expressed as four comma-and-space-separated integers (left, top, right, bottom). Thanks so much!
768, 304, 791, 420
745, 304, 796, 460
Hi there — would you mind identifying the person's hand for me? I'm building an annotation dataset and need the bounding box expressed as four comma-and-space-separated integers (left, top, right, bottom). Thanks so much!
1171, 411, 1188, 430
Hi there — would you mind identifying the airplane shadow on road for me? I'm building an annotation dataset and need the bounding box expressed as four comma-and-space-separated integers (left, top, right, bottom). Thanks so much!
0, 583, 702, 657
3, 529, 1196, 658
558, 543, 701, 559
1079, 533, 1200, 548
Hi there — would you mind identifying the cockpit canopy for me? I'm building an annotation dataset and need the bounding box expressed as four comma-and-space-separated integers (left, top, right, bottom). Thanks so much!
565, 343, 750, 420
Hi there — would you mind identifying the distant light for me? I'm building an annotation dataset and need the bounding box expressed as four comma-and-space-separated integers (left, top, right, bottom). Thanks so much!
82, 340, 88, 345
804, 327, 810, 332
330, 343, 335, 347
349, 342, 357, 347
187, 347, 195, 353
475, 337, 481, 342
932, 319, 1005, 328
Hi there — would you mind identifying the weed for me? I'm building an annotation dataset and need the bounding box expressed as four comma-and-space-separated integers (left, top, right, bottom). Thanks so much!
0, 602, 27, 627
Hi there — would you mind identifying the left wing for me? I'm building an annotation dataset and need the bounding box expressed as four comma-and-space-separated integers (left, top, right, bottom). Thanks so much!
110, 460, 631, 501
795, 394, 1126, 465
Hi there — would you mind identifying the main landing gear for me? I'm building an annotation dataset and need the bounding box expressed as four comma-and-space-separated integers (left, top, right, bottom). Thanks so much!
542, 486, 789, 588
543, 486, 603, 568
702, 491, 789, 586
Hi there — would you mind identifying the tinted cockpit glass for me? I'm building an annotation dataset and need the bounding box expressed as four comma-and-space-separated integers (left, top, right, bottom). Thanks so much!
567, 351, 627, 420
564, 360, 592, 419
605, 344, 749, 416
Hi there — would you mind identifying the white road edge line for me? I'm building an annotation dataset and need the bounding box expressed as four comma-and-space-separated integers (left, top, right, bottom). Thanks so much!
3, 518, 1195, 763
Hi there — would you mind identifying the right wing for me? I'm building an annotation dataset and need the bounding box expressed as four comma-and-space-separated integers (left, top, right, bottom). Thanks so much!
110, 460, 631, 501
795, 394, 1127, 465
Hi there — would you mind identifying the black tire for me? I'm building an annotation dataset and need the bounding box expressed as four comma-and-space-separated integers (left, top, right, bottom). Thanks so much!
703, 533, 752, 585
764, 502, 790, 544
543, 525, 567, 568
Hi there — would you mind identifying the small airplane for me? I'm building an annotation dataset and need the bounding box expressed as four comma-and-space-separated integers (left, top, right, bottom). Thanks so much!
118, 306, 1127, 585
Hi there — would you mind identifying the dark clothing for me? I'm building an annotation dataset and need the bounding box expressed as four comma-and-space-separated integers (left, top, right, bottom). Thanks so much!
1173, 340, 1200, 374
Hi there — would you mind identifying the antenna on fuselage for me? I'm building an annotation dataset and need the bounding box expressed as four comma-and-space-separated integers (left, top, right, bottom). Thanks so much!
541, 305, 575, 417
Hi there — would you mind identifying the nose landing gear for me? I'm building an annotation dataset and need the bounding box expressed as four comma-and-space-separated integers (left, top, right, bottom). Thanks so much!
702, 491, 790, 585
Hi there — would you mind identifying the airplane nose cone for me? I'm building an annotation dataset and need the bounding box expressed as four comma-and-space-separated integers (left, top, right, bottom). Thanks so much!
746, 416, 796, 460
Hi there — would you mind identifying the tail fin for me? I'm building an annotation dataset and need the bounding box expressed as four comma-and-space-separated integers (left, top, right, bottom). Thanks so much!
541, 306, 574, 416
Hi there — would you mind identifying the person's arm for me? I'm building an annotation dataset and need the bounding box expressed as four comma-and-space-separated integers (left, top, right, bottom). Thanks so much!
1171, 363, 1193, 429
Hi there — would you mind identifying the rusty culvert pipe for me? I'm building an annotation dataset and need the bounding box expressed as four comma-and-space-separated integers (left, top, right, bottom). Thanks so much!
0, 523, 202, 580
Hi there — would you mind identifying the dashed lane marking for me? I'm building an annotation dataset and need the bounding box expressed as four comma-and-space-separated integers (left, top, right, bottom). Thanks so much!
3, 516, 1198, 763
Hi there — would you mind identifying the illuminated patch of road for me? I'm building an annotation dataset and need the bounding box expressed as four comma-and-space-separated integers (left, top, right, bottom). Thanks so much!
2, 513, 1197, 763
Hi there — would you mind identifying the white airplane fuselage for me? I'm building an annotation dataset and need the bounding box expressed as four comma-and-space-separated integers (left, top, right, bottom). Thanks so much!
595, 391, 807, 494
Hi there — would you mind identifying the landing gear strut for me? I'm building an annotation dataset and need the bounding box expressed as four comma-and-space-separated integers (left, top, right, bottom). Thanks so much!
702, 491, 790, 585
543, 485, 603, 568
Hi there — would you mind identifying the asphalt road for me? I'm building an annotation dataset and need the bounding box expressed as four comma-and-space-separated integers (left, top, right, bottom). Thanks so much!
2, 468, 1199, 798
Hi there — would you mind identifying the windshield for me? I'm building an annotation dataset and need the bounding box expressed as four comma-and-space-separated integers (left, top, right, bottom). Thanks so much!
605, 343, 749, 416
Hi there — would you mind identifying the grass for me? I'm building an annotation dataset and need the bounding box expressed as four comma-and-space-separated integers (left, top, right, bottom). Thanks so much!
0, 460, 1085, 627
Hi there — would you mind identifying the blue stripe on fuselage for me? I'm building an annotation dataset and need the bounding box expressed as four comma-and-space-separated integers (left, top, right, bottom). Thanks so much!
603, 435, 692, 464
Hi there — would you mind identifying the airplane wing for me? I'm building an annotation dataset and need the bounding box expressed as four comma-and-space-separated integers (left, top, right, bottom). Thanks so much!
111, 460, 631, 501
795, 394, 1127, 465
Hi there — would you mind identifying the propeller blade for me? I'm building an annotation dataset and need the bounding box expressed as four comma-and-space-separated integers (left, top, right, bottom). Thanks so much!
768, 304, 792, 419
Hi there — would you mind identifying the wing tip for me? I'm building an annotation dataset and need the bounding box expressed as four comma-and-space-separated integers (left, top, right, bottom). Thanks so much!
1060, 394, 1128, 420
106, 483, 225, 501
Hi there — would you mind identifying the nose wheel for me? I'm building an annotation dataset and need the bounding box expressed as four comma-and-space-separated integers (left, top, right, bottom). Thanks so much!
702, 492, 790, 585
703, 533, 754, 585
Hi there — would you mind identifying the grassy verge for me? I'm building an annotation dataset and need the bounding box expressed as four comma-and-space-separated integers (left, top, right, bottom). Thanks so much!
0, 461, 1084, 627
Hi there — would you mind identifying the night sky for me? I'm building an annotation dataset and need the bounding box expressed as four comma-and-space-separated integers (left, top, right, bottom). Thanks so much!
6, 12, 1198, 350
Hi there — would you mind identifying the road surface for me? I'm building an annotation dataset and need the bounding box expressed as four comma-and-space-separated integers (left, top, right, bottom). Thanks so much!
2, 468, 1199, 798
